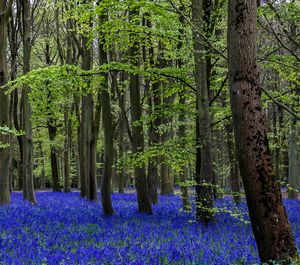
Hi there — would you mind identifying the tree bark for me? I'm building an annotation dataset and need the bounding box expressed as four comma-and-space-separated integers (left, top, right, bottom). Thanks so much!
48, 121, 61, 192
288, 120, 298, 199
192, 0, 214, 224
228, 0, 297, 262
178, 7, 190, 210
226, 124, 240, 204
115, 72, 126, 194
79, 26, 97, 201
99, 8, 114, 214
20, 0, 36, 203
129, 7, 152, 214
63, 107, 71, 192
0, 0, 12, 205
147, 80, 160, 204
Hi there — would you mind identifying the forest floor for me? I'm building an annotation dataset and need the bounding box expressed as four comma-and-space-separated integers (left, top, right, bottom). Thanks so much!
0, 192, 299, 265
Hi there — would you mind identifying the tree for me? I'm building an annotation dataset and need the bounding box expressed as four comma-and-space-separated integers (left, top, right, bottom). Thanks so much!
77, 1, 98, 201
99, 4, 114, 215
192, 0, 214, 224
129, 6, 152, 214
0, 0, 14, 205
228, 0, 297, 262
20, 0, 36, 203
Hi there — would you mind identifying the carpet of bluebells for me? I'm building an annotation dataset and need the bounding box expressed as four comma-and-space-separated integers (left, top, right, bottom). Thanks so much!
0, 192, 300, 265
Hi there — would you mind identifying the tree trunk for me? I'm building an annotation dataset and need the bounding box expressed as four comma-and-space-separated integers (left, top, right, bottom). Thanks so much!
226, 124, 240, 204
192, 0, 214, 224
0, 0, 13, 205
142, 19, 159, 204
159, 56, 175, 196
287, 3, 299, 200
147, 81, 159, 204
129, 7, 152, 214
228, 0, 297, 262
21, 0, 36, 203
48, 121, 61, 192
116, 78, 125, 194
79, 29, 97, 201
178, 94, 190, 210
288, 120, 298, 199
178, 7, 190, 210
99, 11, 114, 214
63, 107, 71, 192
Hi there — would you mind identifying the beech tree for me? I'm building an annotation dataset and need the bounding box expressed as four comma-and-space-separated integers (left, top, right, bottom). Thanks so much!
0, 0, 13, 205
228, 0, 297, 262
20, 0, 36, 203
129, 6, 152, 214
192, 0, 214, 224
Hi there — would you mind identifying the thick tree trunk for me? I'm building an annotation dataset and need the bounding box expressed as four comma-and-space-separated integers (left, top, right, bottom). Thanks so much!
21, 0, 36, 203
192, 0, 214, 224
129, 8, 152, 214
228, 0, 297, 262
0, 1, 12, 205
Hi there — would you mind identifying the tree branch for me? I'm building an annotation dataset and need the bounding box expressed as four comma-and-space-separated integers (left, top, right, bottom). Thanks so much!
259, 86, 300, 121
4, 0, 14, 19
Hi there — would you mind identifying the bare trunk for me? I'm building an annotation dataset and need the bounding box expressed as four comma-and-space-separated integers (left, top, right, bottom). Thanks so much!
48, 122, 61, 192
228, 0, 297, 261
129, 7, 152, 214
178, 8, 190, 209
63, 107, 71, 192
0, 1, 12, 205
192, 0, 214, 224
288, 120, 298, 199
99, 13, 114, 213
21, 0, 36, 203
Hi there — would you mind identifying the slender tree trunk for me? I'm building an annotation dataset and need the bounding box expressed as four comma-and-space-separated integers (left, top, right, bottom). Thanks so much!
287, 5, 299, 200
0, 0, 13, 205
129, 7, 152, 214
116, 78, 125, 194
99, 10, 114, 214
147, 81, 159, 204
159, 53, 174, 196
79, 28, 97, 200
178, 7, 190, 210
288, 120, 298, 199
20, 0, 36, 203
63, 107, 71, 192
48, 121, 61, 191
226, 124, 240, 204
142, 17, 159, 204
273, 104, 280, 180
160, 93, 175, 196
228, 0, 297, 262
192, 0, 214, 224
178, 93, 190, 210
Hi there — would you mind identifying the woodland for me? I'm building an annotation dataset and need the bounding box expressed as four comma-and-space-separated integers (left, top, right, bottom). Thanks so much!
0, 0, 299, 264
